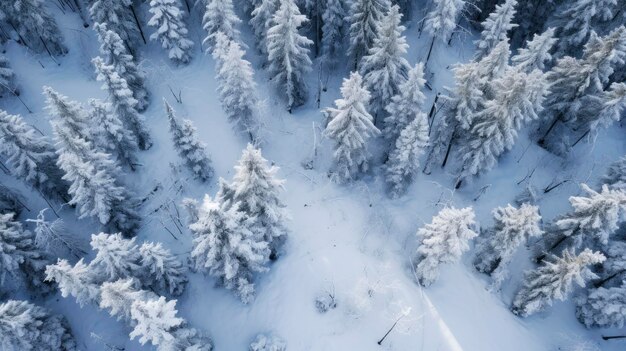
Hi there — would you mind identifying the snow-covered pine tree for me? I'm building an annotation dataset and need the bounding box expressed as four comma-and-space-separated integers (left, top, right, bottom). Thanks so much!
218, 144, 288, 258
0, 212, 49, 291
100, 278, 155, 322
148, 0, 194, 64
474, 204, 543, 289
202, 0, 242, 51
576, 82, 626, 143
165, 101, 214, 182
359, 5, 410, 121
347, 0, 390, 67
93, 57, 152, 150
0, 185, 23, 216
604, 155, 626, 190
577, 281, 626, 328
512, 27, 557, 73
45, 258, 101, 307
512, 248, 605, 317
250, 333, 287, 351
188, 194, 270, 303
27, 208, 84, 259
128, 296, 182, 346
0, 55, 17, 96
139, 242, 188, 296
89, 232, 143, 282
384, 112, 429, 198
321, 0, 346, 66
249, 0, 279, 56
89, 0, 141, 49
213, 37, 260, 141
88, 99, 138, 171
473, 0, 518, 60
414, 207, 478, 287
266, 0, 313, 112
0, 110, 67, 199
554, 0, 617, 56
45, 86, 142, 236
323, 72, 381, 183
0, 0, 67, 55
422, 0, 465, 66
509, 0, 556, 48
93, 22, 149, 111
383, 63, 427, 143
0, 300, 77, 351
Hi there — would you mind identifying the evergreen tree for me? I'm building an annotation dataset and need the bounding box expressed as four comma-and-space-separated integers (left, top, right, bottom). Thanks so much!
0, 0, 67, 55
202, 0, 242, 51
139, 242, 188, 296
188, 195, 270, 303
148, 0, 194, 64
347, 0, 390, 66
554, 0, 617, 56
165, 101, 214, 182
218, 144, 289, 258
323, 72, 381, 183
100, 278, 155, 322
27, 208, 84, 259
511, 27, 557, 73
45, 258, 101, 307
474, 204, 543, 289
383, 63, 427, 143
266, 0, 313, 112
321, 0, 346, 66
423, 0, 465, 43
94, 22, 149, 111
89, 0, 140, 48
0, 110, 67, 199
512, 248, 605, 317
359, 5, 410, 120
384, 113, 429, 198
250, 334, 287, 351
89, 232, 143, 282
93, 57, 152, 150
0, 185, 23, 216
604, 155, 626, 190
414, 207, 478, 287
129, 296, 183, 347
0, 55, 17, 96
249, 0, 279, 56
88, 98, 139, 171
0, 300, 77, 351
577, 281, 626, 328
213, 37, 260, 140
474, 0, 518, 60
576, 82, 626, 142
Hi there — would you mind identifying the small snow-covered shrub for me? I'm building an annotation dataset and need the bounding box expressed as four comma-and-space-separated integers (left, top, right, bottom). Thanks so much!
315, 292, 337, 313
250, 334, 286, 351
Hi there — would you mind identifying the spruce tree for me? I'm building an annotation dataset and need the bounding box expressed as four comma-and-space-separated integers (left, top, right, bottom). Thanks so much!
139, 242, 188, 296
100, 278, 155, 322
249, 0, 279, 56
321, 0, 346, 66
89, 0, 140, 49
423, 0, 465, 43
577, 281, 626, 328
604, 155, 626, 190
148, 0, 194, 64
323, 72, 381, 183
0, 55, 17, 96
554, 0, 617, 56
473, 0, 518, 60
359, 5, 410, 121
27, 209, 84, 259
414, 207, 478, 287
512, 248, 605, 317
202, 0, 242, 51
266, 0, 313, 112
511, 27, 557, 73
45, 258, 101, 307
89, 232, 143, 282
347, 0, 390, 67
576, 82, 626, 142
128, 296, 183, 346
383, 63, 427, 143
165, 101, 214, 182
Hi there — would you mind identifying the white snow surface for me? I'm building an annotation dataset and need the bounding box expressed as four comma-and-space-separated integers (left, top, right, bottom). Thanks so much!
1, 2, 625, 351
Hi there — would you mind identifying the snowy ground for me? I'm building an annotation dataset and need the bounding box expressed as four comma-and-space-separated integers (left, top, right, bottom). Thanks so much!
1, 2, 626, 351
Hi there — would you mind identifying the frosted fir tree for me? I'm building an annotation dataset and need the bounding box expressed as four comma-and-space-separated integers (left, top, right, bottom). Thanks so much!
165, 101, 214, 182
0, 212, 48, 291
45, 258, 101, 307
0, 110, 67, 199
577, 281, 626, 328
554, 0, 617, 56
0, 55, 17, 96
213, 36, 260, 141
474, 204, 543, 289
321, 0, 346, 66
604, 156, 626, 190
139, 242, 188, 296
89, 0, 141, 49
93, 23, 149, 111
512, 248, 605, 317
87, 99, 138, 171
250, 334, 287, 351
249, 0, 279, 56
89, 233, 143, 282
423, 0, 465, 43
384, 113, 429, 198
383, 63, 427, 143
130, 296, 182, 346
266, 0, 313, 112
473, 0, 518, 60
26, 208, 84, 259
148, 0, 194, 64
218, 144, 289, 258
202, 0, 242, 51
0, 0, 67, 55
323, 72, 381, 183
0, 300, 77, 351
188, 195, 270, 303
0, 185, 23, 216
93, 57, 152, 150
577, 82, 626, 142
415, 207, 478, 287
100, 278, 156, 322
359, 5, 410, 120
456, 68, 547, 185
347, 0, 390, 67
45, 87, 141, 236
511, 27, 557, 73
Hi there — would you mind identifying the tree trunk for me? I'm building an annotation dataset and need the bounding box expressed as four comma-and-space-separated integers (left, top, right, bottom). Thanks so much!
130, 5, 147, 45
